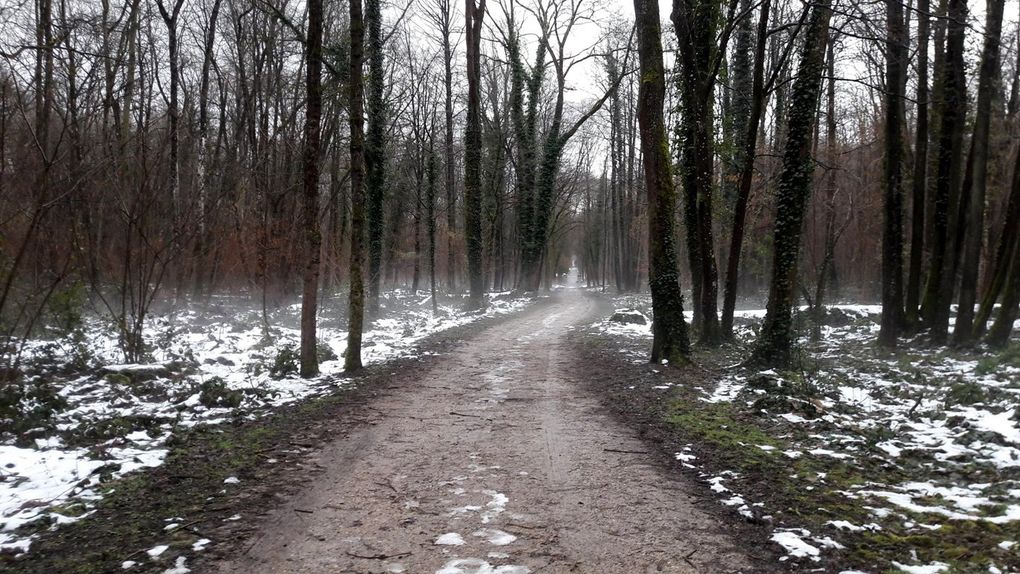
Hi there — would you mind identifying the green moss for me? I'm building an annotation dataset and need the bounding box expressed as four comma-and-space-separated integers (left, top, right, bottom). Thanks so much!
848, 520, 1020, 572
666, 401, 781, 455
50, 502, 88, 518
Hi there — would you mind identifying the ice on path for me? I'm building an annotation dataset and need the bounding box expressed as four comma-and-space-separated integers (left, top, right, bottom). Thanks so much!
436, 558, 529, 574
473, 528, 516, 546
435, 532, 465, 545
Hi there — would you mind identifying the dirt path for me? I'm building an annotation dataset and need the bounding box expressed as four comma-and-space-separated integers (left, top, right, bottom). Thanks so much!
209, 288, 754, 574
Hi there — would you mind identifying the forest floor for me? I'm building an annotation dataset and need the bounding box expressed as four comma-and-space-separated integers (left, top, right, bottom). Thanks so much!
0, 290, 531, 566
3, 280, 1018, 574
583, 297, 1020, 574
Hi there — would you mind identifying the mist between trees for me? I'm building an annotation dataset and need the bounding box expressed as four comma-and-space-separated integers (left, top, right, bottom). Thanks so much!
0, 0, 1018, 375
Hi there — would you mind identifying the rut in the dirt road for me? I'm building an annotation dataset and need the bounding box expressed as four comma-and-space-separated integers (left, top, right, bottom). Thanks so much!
210, 291, 753, 574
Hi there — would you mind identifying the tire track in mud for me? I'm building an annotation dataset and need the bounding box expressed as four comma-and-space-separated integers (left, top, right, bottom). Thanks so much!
208, 290, 754, 574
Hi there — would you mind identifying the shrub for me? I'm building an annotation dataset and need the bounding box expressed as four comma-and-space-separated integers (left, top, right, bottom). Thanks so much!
269, 345, 299, 379
198, 377, 243, 409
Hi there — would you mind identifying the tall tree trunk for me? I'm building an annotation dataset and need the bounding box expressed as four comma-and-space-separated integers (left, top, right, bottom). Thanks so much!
919, 0, 967, 343
345, 0, 367, 372
366, 0, 386, 315
443, 6, 457, 293
633, 0, 691, 364
299, 0, 324, 377
810, 37, 839, 342
879, 0, 907, 347
985, 148, 1020, 347
193, 0, 224, 297
722, 0, 753, 222
974, 150, 1020, 336
35, 0, 53, 154
721, 0, 771, 337
904, 0, 929, 328
751, 0, 832, 368
412, 173, 423, 292
953, 0, 1005, 344
428, 145, 439, 312
156, 0, 185, 257
973, 33, 1020, 335
464, 0, 486, 308
508, 24, 542, 290
672, 0, 722, 344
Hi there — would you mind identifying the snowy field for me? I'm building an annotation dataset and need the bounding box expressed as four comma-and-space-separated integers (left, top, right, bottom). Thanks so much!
593, 299, 1020, 573
0, 291, 531, 556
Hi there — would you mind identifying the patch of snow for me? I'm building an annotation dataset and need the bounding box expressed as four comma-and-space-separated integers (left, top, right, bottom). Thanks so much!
163, 556, 190, 574
147, 544, 169, 557
0, 444, 165, 550
481, 491, 508, 524
973, 409, 1020, 444
435, 558, 529, 574
435, 532, 465, 546
675, 451, 697, 462
890, 561, 949, 574
771, 530, 820, 560
473, 528, 516, 546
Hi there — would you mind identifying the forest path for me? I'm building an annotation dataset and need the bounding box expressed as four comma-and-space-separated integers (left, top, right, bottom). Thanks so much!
210, 281, 752, 574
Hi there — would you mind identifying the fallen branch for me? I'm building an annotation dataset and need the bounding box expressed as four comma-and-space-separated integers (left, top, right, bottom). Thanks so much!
345, 550, 412, 560
450, 411, 490, 420
603, 448, 649, 455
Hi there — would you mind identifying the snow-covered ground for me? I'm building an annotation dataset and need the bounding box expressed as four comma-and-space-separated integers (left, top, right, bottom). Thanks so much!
593, 300, 1020, 573
1, 291, 531, 556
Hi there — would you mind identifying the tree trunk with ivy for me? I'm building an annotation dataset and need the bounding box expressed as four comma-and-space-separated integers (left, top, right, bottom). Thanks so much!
345, 0, 367, 372
464, 0, 486, 308
633, 0, 690, 365
721, 0, 771, 338
751, 0, 832, 368
299, 0, 324, 377
672, 0, 722, 345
